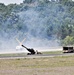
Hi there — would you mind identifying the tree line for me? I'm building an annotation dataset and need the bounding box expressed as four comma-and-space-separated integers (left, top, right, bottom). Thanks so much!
0, 0, 74, 46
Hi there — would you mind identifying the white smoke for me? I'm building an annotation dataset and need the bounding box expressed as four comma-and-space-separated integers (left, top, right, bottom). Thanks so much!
0, 2, 64, 51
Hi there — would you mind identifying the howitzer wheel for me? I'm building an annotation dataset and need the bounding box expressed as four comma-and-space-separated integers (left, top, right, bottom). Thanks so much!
27, 53, 35, 55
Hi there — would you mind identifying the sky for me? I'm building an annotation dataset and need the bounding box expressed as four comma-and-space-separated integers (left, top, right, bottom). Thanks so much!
0, 0, 74, 5
0, 0, 23, 5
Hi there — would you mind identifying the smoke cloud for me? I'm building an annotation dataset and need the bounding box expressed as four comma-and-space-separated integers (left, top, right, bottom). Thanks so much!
0, 2, 66, 51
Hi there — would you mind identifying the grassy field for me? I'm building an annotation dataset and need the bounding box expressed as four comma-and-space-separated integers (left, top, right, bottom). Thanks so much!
0, 53, 74, 75
0, 51, 62, 56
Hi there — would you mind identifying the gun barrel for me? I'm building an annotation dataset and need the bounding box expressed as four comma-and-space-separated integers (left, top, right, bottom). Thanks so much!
21, 45, 27, 49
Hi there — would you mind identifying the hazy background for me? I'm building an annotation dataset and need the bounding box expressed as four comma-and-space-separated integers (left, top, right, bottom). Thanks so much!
0, 0, 74, 53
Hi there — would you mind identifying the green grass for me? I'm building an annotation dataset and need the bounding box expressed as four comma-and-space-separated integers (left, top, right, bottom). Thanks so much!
0, 55, 74, 69
0, 53, 26, 57
43, 51, 62, 54
0, 51, 62, 57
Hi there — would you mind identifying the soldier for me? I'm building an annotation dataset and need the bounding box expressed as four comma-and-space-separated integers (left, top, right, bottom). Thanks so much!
36, 50, 42, 54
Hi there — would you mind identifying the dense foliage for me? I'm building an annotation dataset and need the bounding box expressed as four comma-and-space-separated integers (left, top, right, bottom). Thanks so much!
0, 0, 74, 48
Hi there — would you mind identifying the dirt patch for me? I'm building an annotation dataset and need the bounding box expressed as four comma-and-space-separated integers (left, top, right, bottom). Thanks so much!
0, 67, 74, 75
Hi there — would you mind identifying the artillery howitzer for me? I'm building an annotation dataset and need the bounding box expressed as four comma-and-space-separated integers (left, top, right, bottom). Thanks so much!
21, 45, 35, 55
21, 45, 42, 55
16, 38, 42, 55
